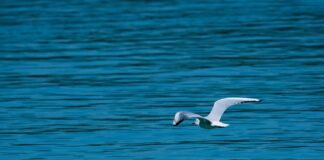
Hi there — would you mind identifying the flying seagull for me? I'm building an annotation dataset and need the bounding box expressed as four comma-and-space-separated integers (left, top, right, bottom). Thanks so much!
172, 97, 261, 129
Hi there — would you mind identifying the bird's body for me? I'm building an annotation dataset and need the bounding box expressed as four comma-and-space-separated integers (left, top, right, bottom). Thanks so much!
173, 97, 261, 129
194, 118, 229, 129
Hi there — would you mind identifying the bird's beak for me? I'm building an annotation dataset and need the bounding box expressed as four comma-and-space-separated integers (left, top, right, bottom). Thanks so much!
173, 121, 176, 126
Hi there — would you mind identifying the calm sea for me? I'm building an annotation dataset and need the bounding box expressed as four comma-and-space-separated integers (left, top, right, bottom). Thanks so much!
0, 0, 323, 159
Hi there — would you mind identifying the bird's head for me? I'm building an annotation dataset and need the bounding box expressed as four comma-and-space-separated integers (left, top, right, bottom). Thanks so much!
192, 119, 200, 125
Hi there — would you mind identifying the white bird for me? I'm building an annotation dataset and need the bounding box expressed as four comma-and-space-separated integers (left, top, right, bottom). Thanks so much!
172, 97, 261, 129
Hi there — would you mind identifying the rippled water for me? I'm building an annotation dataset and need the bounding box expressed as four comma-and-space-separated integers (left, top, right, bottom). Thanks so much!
1, 0, 324, 159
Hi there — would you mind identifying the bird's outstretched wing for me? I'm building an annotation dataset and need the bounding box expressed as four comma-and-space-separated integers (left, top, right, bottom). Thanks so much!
173, 111, 202, 126
206, 97, 261, 121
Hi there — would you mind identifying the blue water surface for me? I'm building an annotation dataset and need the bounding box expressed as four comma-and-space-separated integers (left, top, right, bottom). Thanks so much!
0, 0, 323, 159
